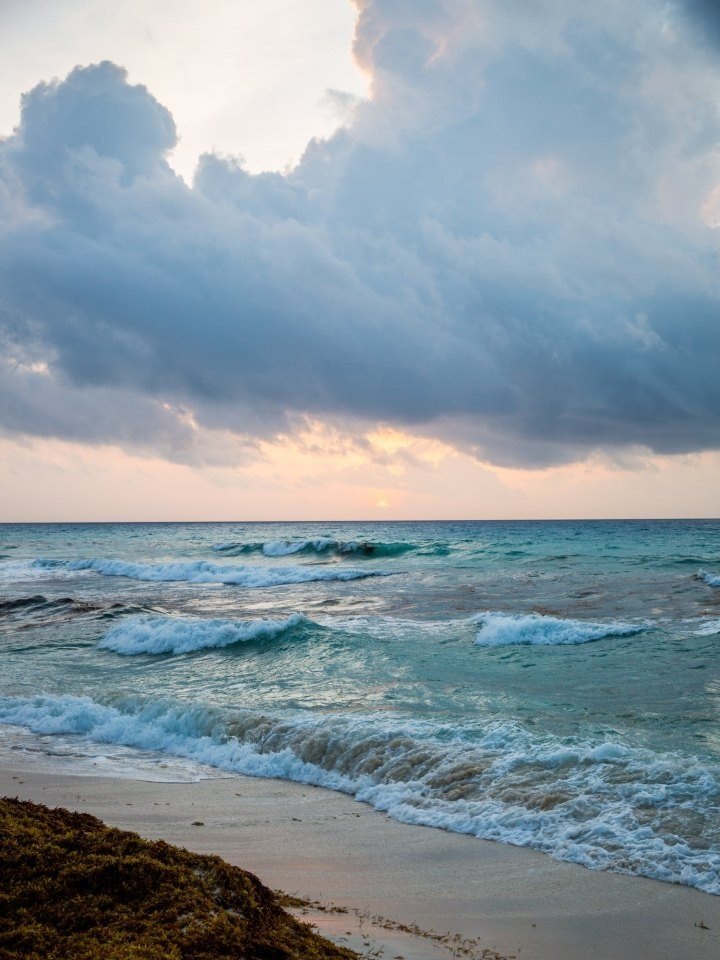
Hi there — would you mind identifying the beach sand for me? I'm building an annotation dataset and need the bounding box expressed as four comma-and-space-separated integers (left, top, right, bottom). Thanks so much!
2, 763, 719, 960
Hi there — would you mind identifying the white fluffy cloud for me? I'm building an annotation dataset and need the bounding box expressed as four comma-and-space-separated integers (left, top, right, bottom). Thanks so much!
1, 0, 720, 468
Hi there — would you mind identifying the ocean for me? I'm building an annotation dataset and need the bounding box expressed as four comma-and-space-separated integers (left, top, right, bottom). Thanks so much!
1, 519, 719, 894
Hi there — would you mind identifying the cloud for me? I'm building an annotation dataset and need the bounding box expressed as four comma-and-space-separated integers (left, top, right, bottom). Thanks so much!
679, 0, 720, 47
1, 3, 720, 469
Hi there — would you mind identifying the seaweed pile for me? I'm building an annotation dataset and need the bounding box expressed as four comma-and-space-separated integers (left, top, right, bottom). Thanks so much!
0, 797, 356, 960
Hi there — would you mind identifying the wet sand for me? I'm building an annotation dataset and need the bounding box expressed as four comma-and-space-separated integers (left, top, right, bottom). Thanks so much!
2, 764, 719, 960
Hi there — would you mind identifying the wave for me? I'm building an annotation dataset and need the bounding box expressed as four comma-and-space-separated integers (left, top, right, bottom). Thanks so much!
212, 538, 415, 559
473, 611, 648, 646
99, 613, 311, 655
0, 594, 50, 614
0, 559, 81, 582
11, 558, 389, 587
0, 594, 104, 626
698, 569, 720, 587
1, 692, 718, 895
666, 556, 720, 567
692, 619, 720, 637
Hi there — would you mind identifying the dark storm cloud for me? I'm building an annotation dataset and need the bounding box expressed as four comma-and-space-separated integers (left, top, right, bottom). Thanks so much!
1, 2, 720, 468
680, 0, 720, 46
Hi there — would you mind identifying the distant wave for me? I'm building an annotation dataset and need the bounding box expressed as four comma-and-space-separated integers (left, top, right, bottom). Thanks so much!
99, 613, 311, 655
1, 692, 718, 895
212, 537, 415, 559
698, 569, 720, 587
473, 611, 647, 646
667, 556, 720, 567
11, 558, 389, 587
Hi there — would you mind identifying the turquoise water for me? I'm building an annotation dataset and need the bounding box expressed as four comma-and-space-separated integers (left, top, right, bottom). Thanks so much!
1, 520, 719, 892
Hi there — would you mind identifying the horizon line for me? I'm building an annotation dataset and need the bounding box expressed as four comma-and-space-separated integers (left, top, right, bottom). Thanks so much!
1, 517, 719, 525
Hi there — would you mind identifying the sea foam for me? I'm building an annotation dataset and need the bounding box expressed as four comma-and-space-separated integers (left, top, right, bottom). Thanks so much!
99, 613, 310, 655
0, 692, 718, 895
692, 619, 720, 637
699, 569, 720, 587
22, 558, 387, 587
473, 611, 647, 646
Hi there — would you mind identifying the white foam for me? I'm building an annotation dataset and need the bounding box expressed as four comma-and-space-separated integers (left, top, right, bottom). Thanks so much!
1, 693, 718, 895
0, 559, 80, 582
25, 557, 387, 587
699, 569, 720, 587
472, 611, 647, 646
0, 722, 224, 782
262, 537, 338, 556
212, 538, 412, 558
99, 613, 310, 655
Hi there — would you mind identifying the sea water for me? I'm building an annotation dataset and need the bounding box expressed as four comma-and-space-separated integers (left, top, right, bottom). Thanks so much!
1, 520, 719, 893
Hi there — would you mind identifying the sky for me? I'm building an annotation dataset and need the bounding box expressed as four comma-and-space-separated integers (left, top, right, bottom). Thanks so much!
1, 0, 719, 521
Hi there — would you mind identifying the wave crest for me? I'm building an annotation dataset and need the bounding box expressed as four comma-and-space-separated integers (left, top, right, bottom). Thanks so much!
213, 538, 414, 559
99, 613, 311, 655
22, 558, 388, 587
473, 611, 647, 646
699, 569, 720, 587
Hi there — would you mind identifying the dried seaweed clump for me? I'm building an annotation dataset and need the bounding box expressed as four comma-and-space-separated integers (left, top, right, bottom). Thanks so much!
0, 796, 356, 960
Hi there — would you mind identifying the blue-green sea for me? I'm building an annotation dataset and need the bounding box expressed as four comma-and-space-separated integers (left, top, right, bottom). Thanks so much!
1, 520, 719, 893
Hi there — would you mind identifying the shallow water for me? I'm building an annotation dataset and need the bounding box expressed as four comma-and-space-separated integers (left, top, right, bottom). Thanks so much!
1, 520, 719, 892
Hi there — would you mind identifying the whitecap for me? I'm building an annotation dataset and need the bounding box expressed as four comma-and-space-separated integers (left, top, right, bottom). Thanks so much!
472, 611, 648, 646
25, 557, 389, 587
99, 613, 310, 655
699, 569, 720, 587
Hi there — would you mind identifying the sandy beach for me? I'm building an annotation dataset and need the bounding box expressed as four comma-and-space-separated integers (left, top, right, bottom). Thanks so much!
2, 763, 718, 960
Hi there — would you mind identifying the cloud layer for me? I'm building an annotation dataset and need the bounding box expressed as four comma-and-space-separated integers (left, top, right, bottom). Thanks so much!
2, 0, 720, 468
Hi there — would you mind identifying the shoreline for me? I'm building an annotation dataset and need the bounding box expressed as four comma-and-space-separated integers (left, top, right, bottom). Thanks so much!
2, 763, 718, 960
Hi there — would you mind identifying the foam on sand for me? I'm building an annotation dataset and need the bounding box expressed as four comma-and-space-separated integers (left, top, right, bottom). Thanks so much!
1, 692, 718, 895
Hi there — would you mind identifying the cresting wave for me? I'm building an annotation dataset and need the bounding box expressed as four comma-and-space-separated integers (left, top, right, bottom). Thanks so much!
8, 558, 388, 587
472, 612, 648, 646
0, 692, 718, 895
99, 613, 311, 655
699, 569, 720, 587
101, 610, 648, 654
212, 538, 415, 558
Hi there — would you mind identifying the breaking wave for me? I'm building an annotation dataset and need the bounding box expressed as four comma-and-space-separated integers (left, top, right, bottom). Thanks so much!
8, 558, 389, 587
0, 692, 718, 895
473, 611, 648, 646
699, 569, 720, 587
212, 538, 415, 559
99, 613, 311, 655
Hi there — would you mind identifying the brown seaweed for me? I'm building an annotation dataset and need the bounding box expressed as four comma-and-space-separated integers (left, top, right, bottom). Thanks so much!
0, 796, 356, 960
